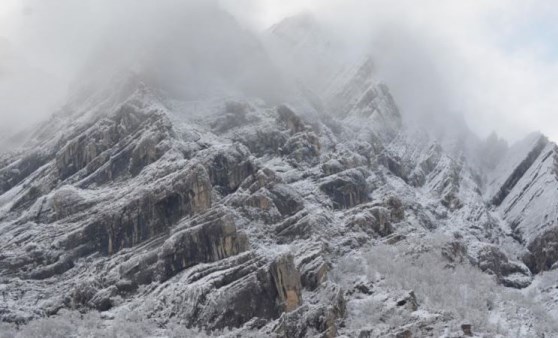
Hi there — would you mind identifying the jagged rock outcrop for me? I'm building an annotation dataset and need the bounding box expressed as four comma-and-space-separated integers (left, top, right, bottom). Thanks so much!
296, 245, 329, 291
468, 244, 532, 288
524, 226, 558, 273
345, 196, 404, 237
67, 163, 212, 256
202, 144, 255, 195
271, 254, 303, 312
55, 104, 151, 180
320, 168, 371, 209
486, 133, 558, 274
157, 210, 250, 281
273, 282, 345, 338
0, 152, 52, 195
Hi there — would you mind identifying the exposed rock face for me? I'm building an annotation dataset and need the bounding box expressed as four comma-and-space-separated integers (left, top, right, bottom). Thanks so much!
267, 184, 305, 216
71, 163, 213, 256
345, 197, 404, 237
320, 168, 370, 209
202, 144, 255, 195
283, 131, 321, 166
157, 210, 250, 281
55, 104, 150, 180
441, 240, 467, 264
0, 152, 51, 195
273, 283, 346, 338
297, 246, 329, 291
486, 133, 558, 273
396, 291, 418, 312
469, 244, 532, 288
233, 128, 288, 157
490, 135, 548, 206
270, 254, 303, 312
524, 226, 558, 273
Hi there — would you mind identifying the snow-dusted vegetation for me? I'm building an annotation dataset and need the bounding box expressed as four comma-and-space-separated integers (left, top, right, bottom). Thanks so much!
333, 237, 558, 337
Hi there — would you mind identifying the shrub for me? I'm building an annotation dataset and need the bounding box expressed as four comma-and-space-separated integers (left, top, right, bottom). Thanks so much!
331, 236, 558, 337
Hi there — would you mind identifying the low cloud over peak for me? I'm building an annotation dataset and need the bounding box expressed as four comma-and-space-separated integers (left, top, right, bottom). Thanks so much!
1, 0, 558, 143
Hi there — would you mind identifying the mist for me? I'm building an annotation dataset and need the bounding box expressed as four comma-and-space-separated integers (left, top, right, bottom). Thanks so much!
0, 0, 289, 139
1, 0, 558, 143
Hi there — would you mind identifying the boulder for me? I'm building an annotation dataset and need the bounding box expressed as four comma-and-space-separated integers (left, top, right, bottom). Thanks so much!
470, 244, 532, 288
270, 254, 303, 313
524, 226, 558, 274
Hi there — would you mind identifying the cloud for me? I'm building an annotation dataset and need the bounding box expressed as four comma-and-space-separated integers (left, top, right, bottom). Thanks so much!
1, 0, 558, 143
0, 0, 288, 134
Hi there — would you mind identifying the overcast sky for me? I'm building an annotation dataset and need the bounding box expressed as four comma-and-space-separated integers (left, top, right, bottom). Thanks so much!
1, 0, 558, 142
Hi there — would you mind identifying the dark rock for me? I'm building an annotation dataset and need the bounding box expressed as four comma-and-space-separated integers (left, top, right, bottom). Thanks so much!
320, 168, 370, 209
70, 279, 100, 309
471, 245, 532, 288
282, 132, 321, 166
273, 283, 345, 338
44, 186, 93, 222
441, 240, 467, 264
268, 184, 304, 217
270, 254, 303, 313
346, 206, 393, 237
55, 104, 147, 180
203, 144, 255, 195
525, 226, 558, 274
234, 128, 288, 158
461, 323, 473, 336
62, 163, 212, 256
386, 195, 405, 222
322, 159, 345, 176
347, 280, 374, 296
379, 154, 408, 181
275, 212, 333, 242
0, 152, 51, 195
395, 329, 413, 338
119, 252, 159, 286
27, 256, 74, 280
211, 101, 252, 133
149, 252, 304, 330
157, 210, 250, 281
491, 135, 548, 206
115, 279, 137, 294
88, 286, 118, 311
297, 248, 329, 291
396, 291, 418, 311
358, 330, 372, 338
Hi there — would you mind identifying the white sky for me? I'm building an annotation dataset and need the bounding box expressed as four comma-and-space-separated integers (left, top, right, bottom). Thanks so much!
1, 0, 558, 143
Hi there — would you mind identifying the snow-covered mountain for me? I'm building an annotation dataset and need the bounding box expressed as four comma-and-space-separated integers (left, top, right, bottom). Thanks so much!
2, 13, 558, 338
